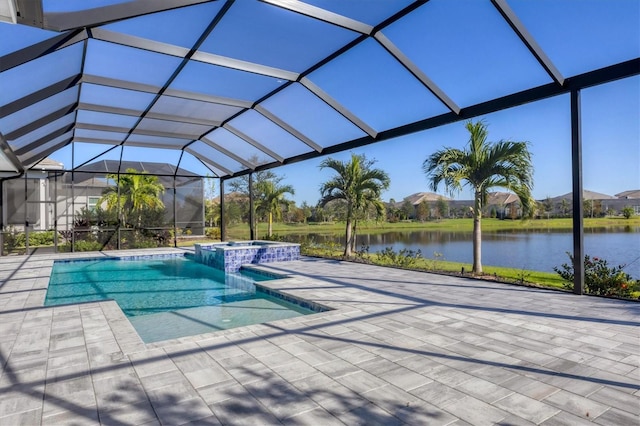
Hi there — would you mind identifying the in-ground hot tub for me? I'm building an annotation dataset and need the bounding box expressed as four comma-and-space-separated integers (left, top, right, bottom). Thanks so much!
195, 240, 300, 272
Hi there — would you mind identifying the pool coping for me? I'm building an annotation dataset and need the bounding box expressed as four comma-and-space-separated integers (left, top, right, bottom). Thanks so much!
2, 247, 639, 425
37, 249, 340, 353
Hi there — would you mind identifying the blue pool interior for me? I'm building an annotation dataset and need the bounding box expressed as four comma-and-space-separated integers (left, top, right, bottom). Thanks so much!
45, 256, 320, 343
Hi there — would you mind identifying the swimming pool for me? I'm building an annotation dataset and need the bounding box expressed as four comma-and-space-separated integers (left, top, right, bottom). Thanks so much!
45, 256, 320, 342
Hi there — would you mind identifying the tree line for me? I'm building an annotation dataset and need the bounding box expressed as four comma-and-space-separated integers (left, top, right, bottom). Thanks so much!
208, 120, 535, 273
72, 121, 633, 274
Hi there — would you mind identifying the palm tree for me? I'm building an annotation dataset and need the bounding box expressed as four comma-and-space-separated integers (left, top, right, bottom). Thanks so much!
255, 180, 294, 237
319, 153, 390, 257
558, 198, 570, 217
423, 120, 534, 274
100, 168, 165, 228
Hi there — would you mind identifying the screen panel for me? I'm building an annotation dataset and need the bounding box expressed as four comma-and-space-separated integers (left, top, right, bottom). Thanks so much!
383, 0, 552, 107
199, 0, 358, 72
307, 38, 450, 132
509, 0, 640, 77
170, 60, 286, 102
0, 86, 78, 135
203, 127, 276, 167
79, 83, 156, 111
149, 95, 242, 123
0, 42, 83, 106
100, 1, 223, 48
84, 39, 182, 87
9, 114, 75, 151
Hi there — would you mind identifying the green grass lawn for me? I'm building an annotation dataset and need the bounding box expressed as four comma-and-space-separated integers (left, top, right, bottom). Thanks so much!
226, 216, 640, 237
302, 244, 567, 290
216, 217, 638, 296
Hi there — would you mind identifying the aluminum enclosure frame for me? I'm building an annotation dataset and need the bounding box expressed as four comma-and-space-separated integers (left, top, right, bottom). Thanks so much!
1, 0, 638, 294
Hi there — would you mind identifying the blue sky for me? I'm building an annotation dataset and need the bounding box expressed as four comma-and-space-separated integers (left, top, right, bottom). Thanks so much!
9, 1, 636, 205
278, 75, 639, 205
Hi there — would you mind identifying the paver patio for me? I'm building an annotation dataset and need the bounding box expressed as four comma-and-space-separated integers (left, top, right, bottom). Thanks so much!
1, 248, 638, 425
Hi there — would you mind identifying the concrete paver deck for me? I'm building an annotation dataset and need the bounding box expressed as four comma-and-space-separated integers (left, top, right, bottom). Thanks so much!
1, 248, 638, 425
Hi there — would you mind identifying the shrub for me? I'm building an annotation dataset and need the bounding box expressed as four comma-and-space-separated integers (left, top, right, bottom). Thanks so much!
58, 240, 104, 252
263, 233, 285, 242
376, 247, 422, 268
554, 252, 639, 298
298, 236, 342, 258
621, 206, 634, 219
205, 227, 221, 240
2, 228, 56, 253
354, 244, 370, 262
426, 251, 444, 271
29, 231, 55, 246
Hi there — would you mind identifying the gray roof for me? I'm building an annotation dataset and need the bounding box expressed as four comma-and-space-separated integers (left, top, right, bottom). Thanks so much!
551, 190, 616, 201
615, 190, 640, 199
71, 159, 201, 187
403, 192, 451, 205
486, 191, 520, 205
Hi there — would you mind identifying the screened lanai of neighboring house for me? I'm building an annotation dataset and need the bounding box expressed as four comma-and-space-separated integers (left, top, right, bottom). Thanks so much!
0, 0, 638, 293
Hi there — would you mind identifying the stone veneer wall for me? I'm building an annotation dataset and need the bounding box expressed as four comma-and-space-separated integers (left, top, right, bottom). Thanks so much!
195, 242, 300, 272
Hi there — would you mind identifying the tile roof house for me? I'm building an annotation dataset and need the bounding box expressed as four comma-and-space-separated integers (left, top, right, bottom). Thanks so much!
615, 189, 640, 199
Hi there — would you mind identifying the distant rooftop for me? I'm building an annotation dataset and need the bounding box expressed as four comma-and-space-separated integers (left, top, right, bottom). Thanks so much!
615, 189, 640, 199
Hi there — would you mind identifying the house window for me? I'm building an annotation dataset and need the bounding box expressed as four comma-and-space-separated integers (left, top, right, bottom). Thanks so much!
88, 196, 100, 211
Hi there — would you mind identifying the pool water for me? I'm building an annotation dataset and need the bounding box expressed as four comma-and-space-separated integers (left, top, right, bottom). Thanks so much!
45, 256, 315, 342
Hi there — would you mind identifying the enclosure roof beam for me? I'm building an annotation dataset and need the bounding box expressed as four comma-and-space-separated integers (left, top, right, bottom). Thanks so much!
200, 136, 257, 170
71, 137, 126, 146
260, 0, 373, 35
123, 141, 184, 150
0, 29, 87, 73
90, 28, 190, 59
374, 32, 460, 115
254, 105, 322, 152
223, 124, 284, 163
4, 103, 77, 141
14, 123, 74, 156
75, 122, 200, 141
78, 102, 222, 127
300, 77, 377, 138
491, 0, 565, 86
0, 74, 81, 118
163, 88, 252, 109
81, 105, 217, 128
81, 74, 161, 95
191, 51, 299, 81
80, 74, 253, 109
184, 147, 233, 176
71, 136, 185, 151
0, 132, 24, 173
194, 156, 219, 177
42, 0, 215, 31
20, 138, 72, 167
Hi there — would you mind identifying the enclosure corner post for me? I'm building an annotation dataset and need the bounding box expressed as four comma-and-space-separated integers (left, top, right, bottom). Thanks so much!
173, 176, 178, 248
220, 178, 226, 242
249, 173, 255, 240
571, 89, 585, 295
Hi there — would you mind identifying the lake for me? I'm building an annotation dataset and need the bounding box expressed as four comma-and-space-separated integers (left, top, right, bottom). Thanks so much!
289, 227, 640, 279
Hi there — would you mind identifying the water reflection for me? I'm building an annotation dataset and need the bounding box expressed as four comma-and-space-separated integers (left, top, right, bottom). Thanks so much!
287, 229, 640, 279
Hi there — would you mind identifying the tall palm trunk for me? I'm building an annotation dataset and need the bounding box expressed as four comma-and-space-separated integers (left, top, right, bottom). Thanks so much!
344, 213, 353, 257
268, 212, 273, 237
351, 219, 358, 254
472, 191, 483, 274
